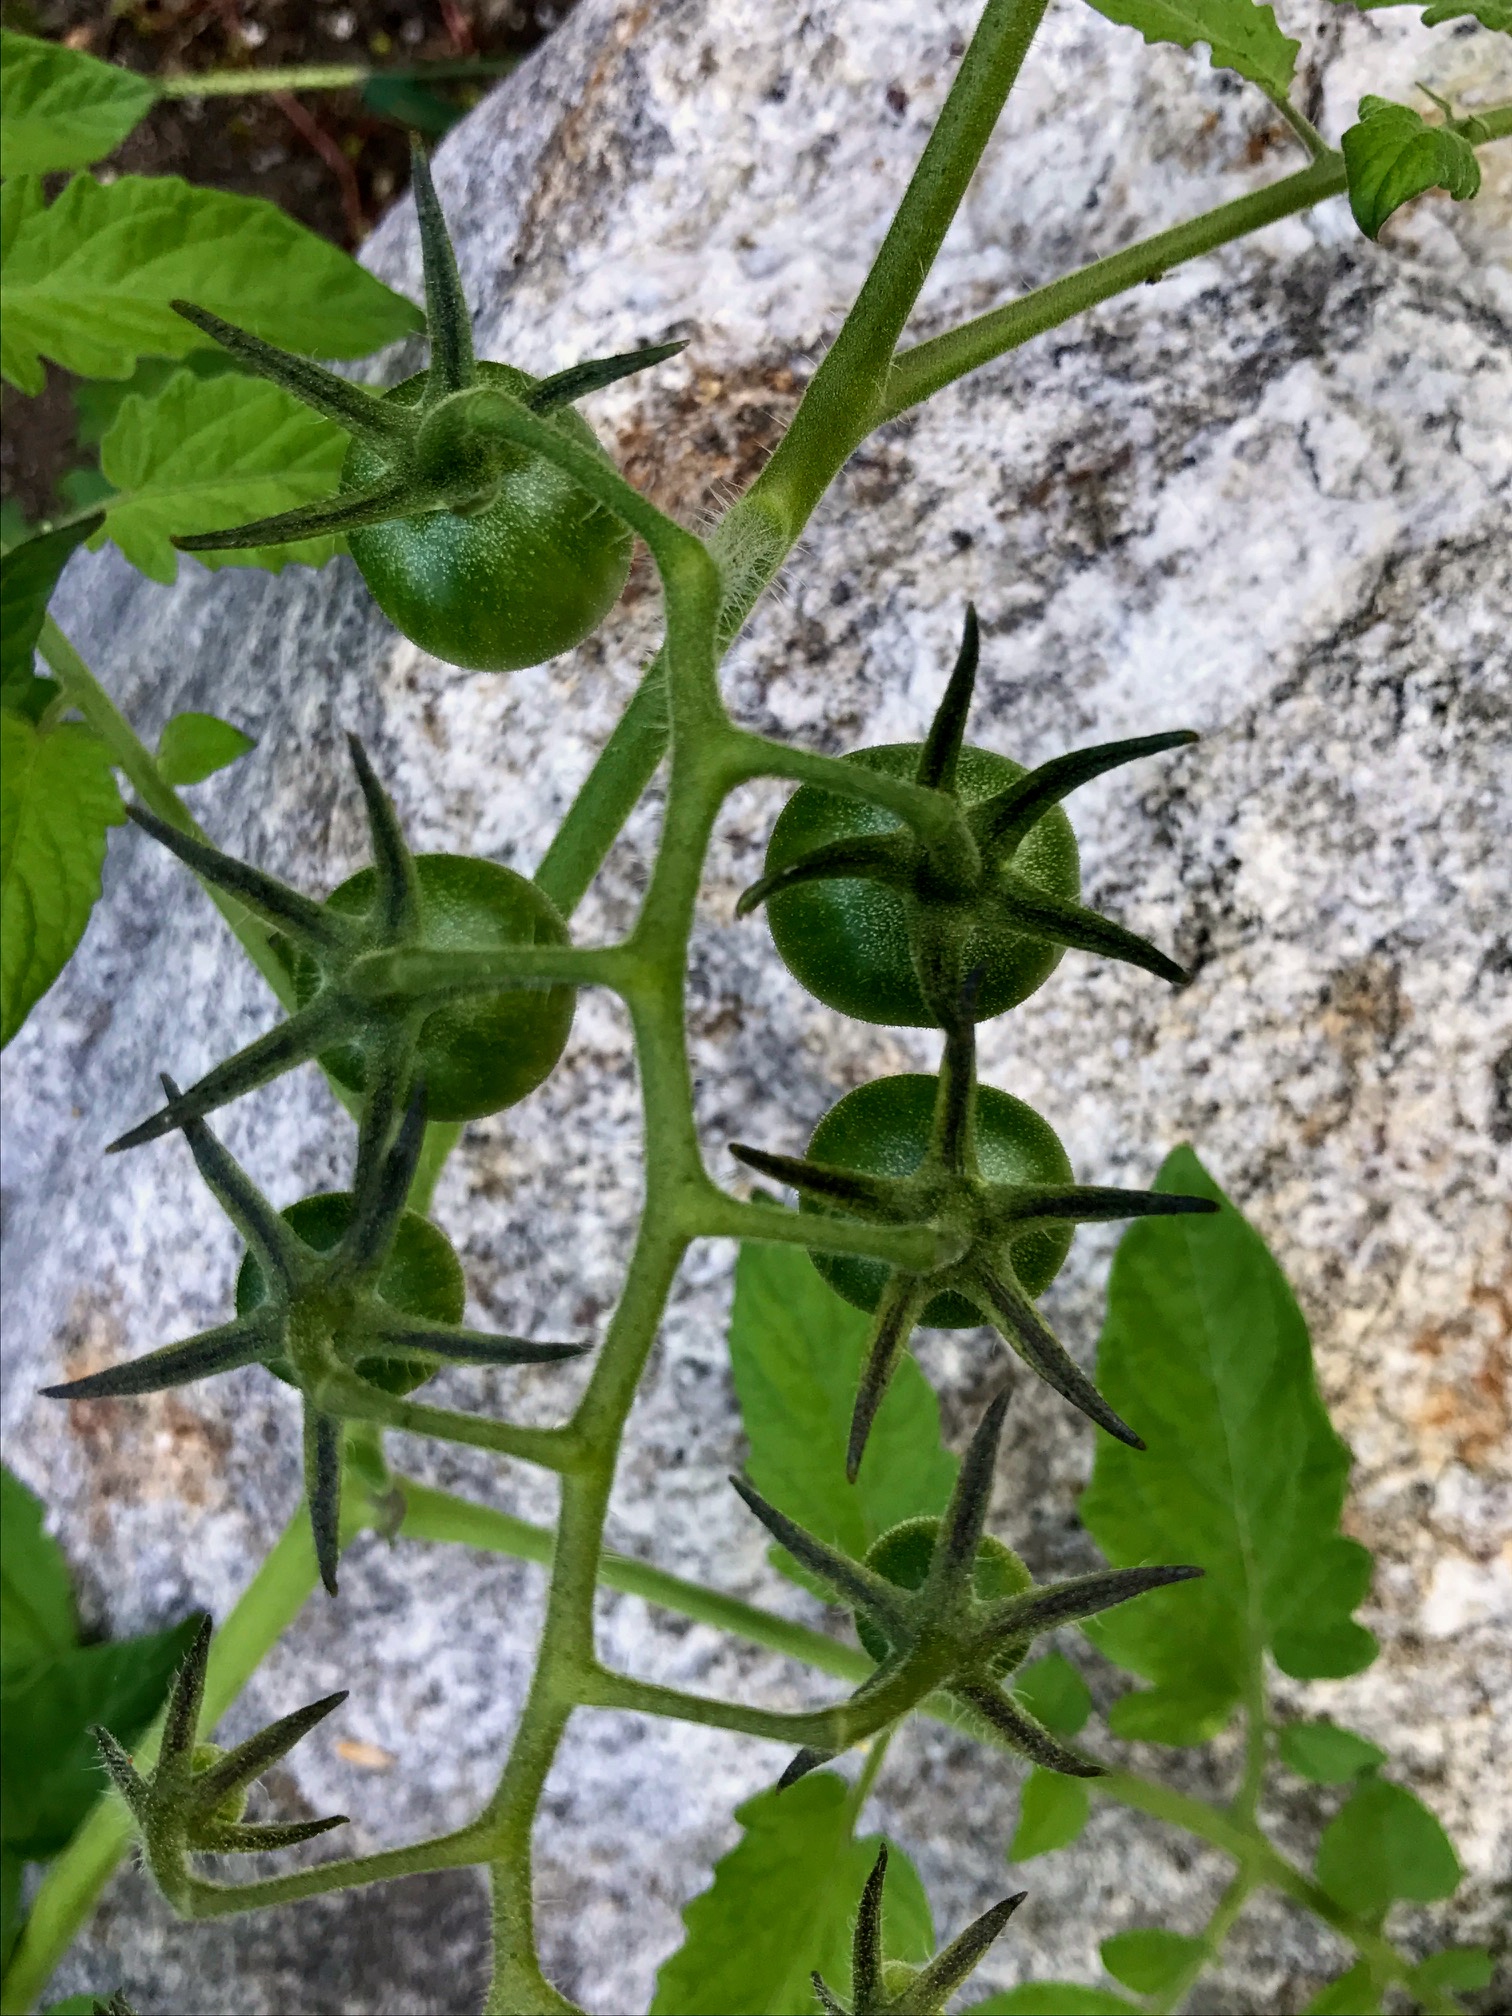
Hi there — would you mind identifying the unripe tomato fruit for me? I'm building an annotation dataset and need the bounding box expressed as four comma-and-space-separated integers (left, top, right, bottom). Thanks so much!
190, 1743, 249, 1822
764, 744, 1080, 1026
803, 1074, 1074, 1323
343, 363, 633, 672
236, 1190, 464, 1397
291, 854, 574, 1123
855, 1515, 1031, 1671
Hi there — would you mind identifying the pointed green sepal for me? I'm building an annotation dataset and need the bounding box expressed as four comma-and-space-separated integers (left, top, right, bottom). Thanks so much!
972, 731, 1197, 863
346, 735, 422, 938
526, 339, 688, 415
901, 1888, 1026, 2010
930, 1388, 1011, 1593
124, 804, 349, 951
173, 477, 426, 556
984, 1185, 1219, 1230
156, 1078, 306, 1292
729, 1477, 913, 1633
914, 605, 979, 794
169, 300, 411, 448
190, 1691, 348, 1815
846, 1273, 929, 1484
950, 1680, 1103, 1778
729, 1142, 909, 1220
192, 1814, 349, 1854
990, 873, 1188, 987
304, 1405, 344, 1598
776, 1746, 833, 1791
92, 1726, 153, 1823
970, 1266, 1143, 1450
735, 834, 910, 919
976, 1564, 1203, 1646
409, 139, 475, 397
40, 1313, 279, 1401
359, 1318, 590, 1368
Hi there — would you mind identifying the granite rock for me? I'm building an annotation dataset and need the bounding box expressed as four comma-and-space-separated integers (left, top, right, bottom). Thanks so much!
3, 1, 1510, 2010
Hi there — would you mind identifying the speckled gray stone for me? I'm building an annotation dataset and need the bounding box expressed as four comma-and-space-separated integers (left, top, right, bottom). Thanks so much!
3, 2, 1509, 2011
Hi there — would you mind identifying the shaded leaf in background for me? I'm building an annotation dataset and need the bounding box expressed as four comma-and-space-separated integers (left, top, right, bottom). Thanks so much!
1079, 1148, 1376, 1745
967, 1988, 1139, 2014
1341, 98, 1481, 242
1, 1622, 201, 1858
1100, 1929, 1204, 1995
1277, 1720, 1386, 1783
0, 30, 158, 178
1412, 1948, 1493, 1995
0, 516, 103, 713
0, 1469, 77, 1677
1081, 0, 1298, 96
1303, 1960, 1379, 2014
0, 715, 125, 1047
1009, 1770, 1090, 1861
1314, 1779, 1460, 1921
92, 369, 348, 581
155, 711, 256, 787
0, 173, 421, 394
729, 1239, 957, 1580
1009, 1653, 1092, 1737
651, 1772, 931, 2015
1418, 0, 1510, 27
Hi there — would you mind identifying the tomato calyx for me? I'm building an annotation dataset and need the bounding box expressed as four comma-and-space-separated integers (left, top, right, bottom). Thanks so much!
109, 734, 569, 1148
732, 1007, 1218, 1476
732, 1391, 1201, 1789
93, 1614, 350, 1900
812, 1843, 1025, 2016
740, 605, 1197, 1022
166, 140, 684, 560
48, 1078, 585, 1594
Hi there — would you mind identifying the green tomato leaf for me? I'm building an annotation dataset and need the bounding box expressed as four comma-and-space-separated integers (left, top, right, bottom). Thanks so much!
1008, 1768, 1090, 1861
1100, 1929, 1204, 1995
651, 1772, 932, 2015
1079, 1147, 1376, 1745
729, 1238, 958, 1577
1304, 1960, 1380, 2014
0, 1616, 200, 1859
1, 1468, 78, 1678
1010, 1653, 1093, 1737
91, 368, 348, 582
0, 516, 104, 709
1420, 0, 1512, 27
1341, 98, 1482, 242
0, 30, 158, 177
1412, 1948, 1494, 1995
1081, 0, 1298, 95
72, 349, 241, 449
0, 173, 422, 395
966, 1989, 1140, 2015
1, 714, 125, 1048
155, 711, 256, 786
1314, 1779, 1461, 1921
1277, 1720, 1386, 1783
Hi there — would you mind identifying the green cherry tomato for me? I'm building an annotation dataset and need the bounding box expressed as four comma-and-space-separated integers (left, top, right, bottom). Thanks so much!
236, 1190, 464, 1397
343, 363, 633, 672
804, 1073, 1074, 1324
854, 1515, 1031, 1671
765, 744, 1080, 1026
292, 853, 574, 1123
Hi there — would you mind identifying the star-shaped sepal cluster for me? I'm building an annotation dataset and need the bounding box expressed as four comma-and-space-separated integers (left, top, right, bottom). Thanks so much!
738, 604, 1196, 1021
45, 1078, 585, 1595
812, 1844, 1024, 2016
733, 1014, 1218, 1477
108, 733, 528, 1152
94, 1616, 349, 1906
733, 1390, 1201, 1788
166, 141, 683, 559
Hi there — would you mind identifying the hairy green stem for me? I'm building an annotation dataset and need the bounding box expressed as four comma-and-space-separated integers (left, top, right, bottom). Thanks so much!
156, 59, 517, 99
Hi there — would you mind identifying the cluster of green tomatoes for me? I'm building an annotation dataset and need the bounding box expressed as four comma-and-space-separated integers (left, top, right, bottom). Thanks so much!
51, 145, 1206, 1677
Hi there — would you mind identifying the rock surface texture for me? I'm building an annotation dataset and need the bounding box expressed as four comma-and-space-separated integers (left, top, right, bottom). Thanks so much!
4, 1, 1510, 2009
